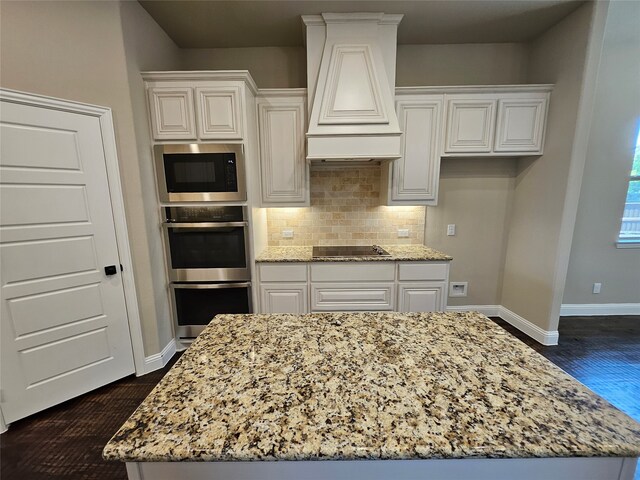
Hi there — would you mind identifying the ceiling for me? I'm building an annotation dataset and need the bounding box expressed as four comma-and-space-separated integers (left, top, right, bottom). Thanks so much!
139, 0, 586, 48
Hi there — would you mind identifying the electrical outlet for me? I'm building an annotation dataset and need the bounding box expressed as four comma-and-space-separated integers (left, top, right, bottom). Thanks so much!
282, 229, 294, 239
449, 282, 468, 297
593, 282, 602, 294
398, 229, 409, 238
447, 224, 456, 236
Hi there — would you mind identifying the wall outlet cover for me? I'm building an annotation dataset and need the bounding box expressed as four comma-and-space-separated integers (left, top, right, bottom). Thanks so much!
592, 282, 602, 294
282, 229, 294, 238
447, 224, 456, 236
398, 228, 410, 238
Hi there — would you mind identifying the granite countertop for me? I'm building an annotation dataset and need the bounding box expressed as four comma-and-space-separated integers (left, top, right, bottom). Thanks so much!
255, 245, 452, 262
103, 312, 640, 462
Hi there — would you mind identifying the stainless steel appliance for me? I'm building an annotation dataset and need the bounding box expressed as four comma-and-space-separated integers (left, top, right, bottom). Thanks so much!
155, 143, 246, 202
312, 245, 391, 258
163, 206, 252, 339
171, 282, 251, 338
162, 206, 250, 282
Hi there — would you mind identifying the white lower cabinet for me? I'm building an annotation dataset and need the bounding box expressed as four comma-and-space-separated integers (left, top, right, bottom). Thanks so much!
260, 284, 308, 314
258, 261, 450, 314
398, 283, 446, 313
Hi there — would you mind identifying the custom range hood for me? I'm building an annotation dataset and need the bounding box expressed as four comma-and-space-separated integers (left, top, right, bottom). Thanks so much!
303, 13, 403, 161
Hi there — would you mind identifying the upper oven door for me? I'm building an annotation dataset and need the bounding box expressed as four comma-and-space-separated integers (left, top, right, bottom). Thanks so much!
163, 221, 250, 282
155, 144, 246, 202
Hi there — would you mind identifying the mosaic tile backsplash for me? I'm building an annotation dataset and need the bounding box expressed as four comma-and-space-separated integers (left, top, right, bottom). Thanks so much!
267, 166, 426, 246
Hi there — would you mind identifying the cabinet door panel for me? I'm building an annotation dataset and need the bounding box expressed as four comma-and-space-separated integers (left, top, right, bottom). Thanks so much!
260, 284, 308, 314
398, 283, 446, 313
258, 96, 308, 205
196, 86, 242, 139
445, 98, 496, 153
148, 87, 196, 140
494, 98, 547, 153
392, 98, 442, 204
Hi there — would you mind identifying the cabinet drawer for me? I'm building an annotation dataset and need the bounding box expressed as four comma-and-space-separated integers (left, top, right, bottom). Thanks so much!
259, 263, 307, 282
398, 262, 448, 281
310, 263, 395, 282
311, 283, 395, 311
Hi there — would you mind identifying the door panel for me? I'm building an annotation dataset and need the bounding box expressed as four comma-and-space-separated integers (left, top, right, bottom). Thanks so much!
0, 98, 135, 424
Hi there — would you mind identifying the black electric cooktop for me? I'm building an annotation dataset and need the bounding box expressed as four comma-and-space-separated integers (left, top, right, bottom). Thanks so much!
312, 245, 391, 258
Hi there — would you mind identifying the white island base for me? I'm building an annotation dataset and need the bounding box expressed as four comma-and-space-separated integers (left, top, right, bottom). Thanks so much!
126, 456, 638, 480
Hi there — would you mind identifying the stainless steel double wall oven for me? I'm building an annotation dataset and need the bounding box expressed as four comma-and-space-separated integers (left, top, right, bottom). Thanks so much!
155, 144, 251, 339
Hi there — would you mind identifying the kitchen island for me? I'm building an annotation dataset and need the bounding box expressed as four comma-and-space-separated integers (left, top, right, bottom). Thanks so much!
103, 312, 640, 480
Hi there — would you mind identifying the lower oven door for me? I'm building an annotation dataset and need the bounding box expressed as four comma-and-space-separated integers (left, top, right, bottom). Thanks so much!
171, 282, 251, 338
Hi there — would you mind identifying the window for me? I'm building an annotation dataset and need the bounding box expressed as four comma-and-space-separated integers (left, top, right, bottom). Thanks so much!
618, 127, 640, 245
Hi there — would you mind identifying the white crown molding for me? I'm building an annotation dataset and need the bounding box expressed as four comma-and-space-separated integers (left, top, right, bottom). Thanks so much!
0, 88, 109, 116
257, 88, 307, 98
396, 84, 554, 96
560, 303, 640, 316
142, 71, 259, 95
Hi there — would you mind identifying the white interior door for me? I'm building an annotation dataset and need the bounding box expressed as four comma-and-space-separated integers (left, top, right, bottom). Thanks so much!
0, 98, 135, 424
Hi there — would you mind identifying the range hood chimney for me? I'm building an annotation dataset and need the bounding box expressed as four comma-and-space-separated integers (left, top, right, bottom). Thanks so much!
303, 13, 403, 161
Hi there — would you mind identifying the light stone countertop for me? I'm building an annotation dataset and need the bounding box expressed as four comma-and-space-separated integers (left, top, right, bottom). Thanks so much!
255, 244, 452, 262
103, 312, 640, 462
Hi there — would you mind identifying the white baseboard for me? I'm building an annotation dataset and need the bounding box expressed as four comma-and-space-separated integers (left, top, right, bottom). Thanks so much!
446, 304, 559, 346
446, 305, 501, 317
560, 303, 640, 316
498, 306, 559, 346
142, 338, 177, 375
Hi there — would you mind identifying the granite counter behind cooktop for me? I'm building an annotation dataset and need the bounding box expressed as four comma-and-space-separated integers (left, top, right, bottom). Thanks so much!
255, 244, 452, 262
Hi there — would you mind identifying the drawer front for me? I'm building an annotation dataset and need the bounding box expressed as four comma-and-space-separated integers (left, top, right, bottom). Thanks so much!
311, 283, 395, 311
310, 263, 395, 282
259, 264, 307, 282
398, 262, 448, 281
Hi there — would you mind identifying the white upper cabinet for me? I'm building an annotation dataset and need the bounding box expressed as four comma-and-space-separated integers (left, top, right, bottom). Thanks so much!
442, 88, 551, 156
385, 95, 443, 205
148, 87, 196, 140
143, 73, 258, 142
494, 95, 548, 153
444, 95, 497, 154
257, 92, 309, 206
195, 85, 243, 140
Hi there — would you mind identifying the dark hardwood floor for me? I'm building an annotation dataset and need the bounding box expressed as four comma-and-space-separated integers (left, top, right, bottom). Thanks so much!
1, 315, 639, 480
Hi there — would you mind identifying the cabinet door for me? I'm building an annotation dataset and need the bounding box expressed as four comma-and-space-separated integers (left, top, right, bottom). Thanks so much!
148, 87, 196, 140
196, 86, 243, 139
260, 284, 308, 314
444, 97, 496, 153
258, 95, 308, 205
398, 283, 446, 313
494, 97, 548, 153
391, 98, 443, 204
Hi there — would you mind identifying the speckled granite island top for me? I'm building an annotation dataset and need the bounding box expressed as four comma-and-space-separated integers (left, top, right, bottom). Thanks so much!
103, 312, 640, 462
255, 245, 452, 262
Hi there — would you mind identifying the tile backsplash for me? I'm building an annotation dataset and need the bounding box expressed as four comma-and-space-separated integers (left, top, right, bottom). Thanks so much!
267, 166, 426, 246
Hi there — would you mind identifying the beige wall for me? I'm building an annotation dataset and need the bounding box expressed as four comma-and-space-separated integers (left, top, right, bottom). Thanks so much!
563, 0, 640, 305
267, 166, 425, 246
396, 44, 529, 86
500, 2, 597, 330
119, 1, 183, 351
0, 1, 181, 355
425, 159, 516, 306
181, 43, 529, 88
183, 47, 306, 88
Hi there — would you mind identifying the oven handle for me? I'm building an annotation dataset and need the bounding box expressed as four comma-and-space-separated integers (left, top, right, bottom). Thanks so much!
163, 222, 247, 229
171, 282, 251, 290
